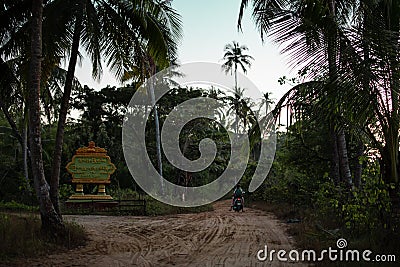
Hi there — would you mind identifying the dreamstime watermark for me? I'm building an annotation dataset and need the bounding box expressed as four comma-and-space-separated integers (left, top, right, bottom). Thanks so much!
122, 62, 277, 207
257, 238, 397, 263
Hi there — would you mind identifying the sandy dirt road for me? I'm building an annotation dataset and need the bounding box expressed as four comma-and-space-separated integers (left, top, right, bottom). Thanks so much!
19, 200, 305, 267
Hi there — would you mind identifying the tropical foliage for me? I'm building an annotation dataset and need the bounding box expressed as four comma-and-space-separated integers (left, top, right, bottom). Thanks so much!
0, 0, 182, 234
1, 0, 399, 258
239, 0, 400, 249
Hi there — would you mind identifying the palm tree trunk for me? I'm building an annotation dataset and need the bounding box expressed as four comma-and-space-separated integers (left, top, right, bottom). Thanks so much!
234, 64, 238, 90
234, 65, 239, 134
0, 98, 23, 147
149, 79, 164, 194
387, 125, 399, 184
327, 0, 352, 187
146, 58, 164, 195
354, 141, 363, 188
28, 0, 64, 233
337, 129, 352, 186
50, 0, 85, 216
351, 6, 369, 189
389, 40, 400, 186
22, 120, 31, 190
0, 100, 31, 192
330, 128, 340, 184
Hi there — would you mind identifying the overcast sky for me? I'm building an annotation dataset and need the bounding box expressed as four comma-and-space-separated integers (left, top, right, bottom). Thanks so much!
73, 0, 294, 102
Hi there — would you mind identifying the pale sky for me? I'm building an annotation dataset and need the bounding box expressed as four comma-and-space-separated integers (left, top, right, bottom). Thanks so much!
73, 0, 294, 102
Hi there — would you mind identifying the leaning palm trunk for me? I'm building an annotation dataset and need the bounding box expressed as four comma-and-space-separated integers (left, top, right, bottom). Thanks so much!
0, 98, 23, 147
28, 0, 64, 233
0, 98, 31, 191
50, 0, 85, 216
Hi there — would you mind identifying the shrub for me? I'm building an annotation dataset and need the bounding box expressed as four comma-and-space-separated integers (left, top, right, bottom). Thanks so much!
342, 178, 391, 235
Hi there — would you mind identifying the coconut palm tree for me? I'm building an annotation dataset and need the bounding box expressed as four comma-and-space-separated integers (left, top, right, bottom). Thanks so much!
0, 0, 64, 229
221, 41, 254, 90
238, 0, 354, 187
48, 0, 182, 213
238, 0, 400, 191
261, 92, 273, 114
332, 0, 400, 187
0, 0, 182, 228
221, 42, 254, 137
26, 0, 64, 233
224, 87, 255, 134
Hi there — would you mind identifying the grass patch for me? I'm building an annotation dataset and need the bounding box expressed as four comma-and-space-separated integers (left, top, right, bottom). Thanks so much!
0, 200, 39, 212
0, 213, 87, 262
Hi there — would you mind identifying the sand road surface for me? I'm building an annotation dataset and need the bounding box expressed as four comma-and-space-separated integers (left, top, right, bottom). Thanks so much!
19, 200, 305, 266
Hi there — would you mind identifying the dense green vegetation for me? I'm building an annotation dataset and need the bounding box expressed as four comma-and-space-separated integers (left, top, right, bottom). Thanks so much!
239, 0, 400, 257
1, 0, 400, 263
0, 84, 255, 201
0, 0, 182, 234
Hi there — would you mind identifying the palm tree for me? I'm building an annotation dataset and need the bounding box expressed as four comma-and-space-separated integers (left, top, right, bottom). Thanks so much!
334, 0, 400, 187
326, 0, 352, 187
26, 0, 64, 233
221, 42, 254, 137
261, 92, 273, 114
120, 1, 182, 194
49, 0, 86, 215
49, 0, 182, 213
238, 0, 354, 187
221, 41, 254, 90
0, 0, 182, 225
225, 87, 255, 134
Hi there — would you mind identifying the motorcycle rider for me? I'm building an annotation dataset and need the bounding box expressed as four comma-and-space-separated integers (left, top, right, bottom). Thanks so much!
230, 184, 244, 211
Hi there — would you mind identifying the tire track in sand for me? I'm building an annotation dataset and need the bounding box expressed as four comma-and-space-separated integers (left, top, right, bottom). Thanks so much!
17, 200, 308, 267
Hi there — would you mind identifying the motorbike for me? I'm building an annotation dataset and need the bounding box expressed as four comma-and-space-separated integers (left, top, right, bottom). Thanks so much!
232, 197, 244, 212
